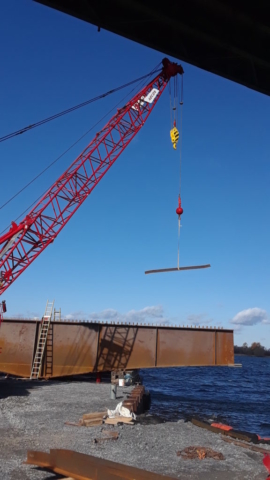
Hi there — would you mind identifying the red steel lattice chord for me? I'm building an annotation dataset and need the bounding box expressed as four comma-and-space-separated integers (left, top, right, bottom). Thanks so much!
0, 59, 183, 295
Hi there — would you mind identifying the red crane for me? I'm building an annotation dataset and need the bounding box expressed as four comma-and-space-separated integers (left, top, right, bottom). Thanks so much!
0, 58, 184, 303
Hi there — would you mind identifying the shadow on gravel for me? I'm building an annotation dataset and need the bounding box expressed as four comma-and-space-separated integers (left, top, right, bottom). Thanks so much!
0, 377, 65, 400
0, 373, 117, 400
32, 468, 63, 480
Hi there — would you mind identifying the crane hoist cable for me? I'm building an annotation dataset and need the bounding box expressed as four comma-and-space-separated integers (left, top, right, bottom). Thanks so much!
0, 66, 161, 144
169, 75, 180, 150
176, 74, 184, 269
145, 70, 210, 275
0, 63, 161, 222
170, 74, 184, 269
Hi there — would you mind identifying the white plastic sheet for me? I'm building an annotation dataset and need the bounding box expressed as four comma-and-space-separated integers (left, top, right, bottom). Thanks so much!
107, 402, 136, 420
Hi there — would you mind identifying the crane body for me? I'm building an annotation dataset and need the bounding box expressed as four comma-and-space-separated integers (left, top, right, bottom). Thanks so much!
0, 58, 183, 297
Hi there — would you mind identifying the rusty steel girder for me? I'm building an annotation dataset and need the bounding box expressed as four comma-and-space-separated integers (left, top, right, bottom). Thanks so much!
25, 448, 178, 479
0, 319, 234, 378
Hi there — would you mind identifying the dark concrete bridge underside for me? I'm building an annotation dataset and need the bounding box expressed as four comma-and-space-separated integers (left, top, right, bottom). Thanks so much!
35, 0, 270, 96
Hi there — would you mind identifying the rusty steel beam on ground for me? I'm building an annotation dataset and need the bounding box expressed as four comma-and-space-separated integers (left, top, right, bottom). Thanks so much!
0, 319, 234, 378
25, 448, 178, 480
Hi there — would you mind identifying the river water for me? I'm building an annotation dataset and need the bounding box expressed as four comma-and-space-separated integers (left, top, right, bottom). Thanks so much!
141, 355, 270, 437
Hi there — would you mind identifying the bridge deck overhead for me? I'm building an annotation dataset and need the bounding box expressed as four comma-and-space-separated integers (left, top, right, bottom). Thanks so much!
34, 0, 270, 96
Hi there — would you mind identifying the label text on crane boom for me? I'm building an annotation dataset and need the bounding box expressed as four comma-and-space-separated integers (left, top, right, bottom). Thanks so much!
132, 88, 159, 111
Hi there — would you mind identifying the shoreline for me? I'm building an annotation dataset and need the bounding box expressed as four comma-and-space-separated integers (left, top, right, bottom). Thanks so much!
0, 378, 269, 480
234, 353, 270, 357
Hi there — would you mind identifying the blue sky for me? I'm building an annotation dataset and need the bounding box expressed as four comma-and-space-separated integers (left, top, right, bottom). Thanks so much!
1, 1, 270, 347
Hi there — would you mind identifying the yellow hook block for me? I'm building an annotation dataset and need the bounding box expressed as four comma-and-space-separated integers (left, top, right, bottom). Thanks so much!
170, 126, 179, 149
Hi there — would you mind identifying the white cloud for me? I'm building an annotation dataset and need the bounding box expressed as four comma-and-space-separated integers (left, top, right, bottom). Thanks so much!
63, 305, 170, 325
187, 314, 212, 326
65, 310, 88, 320
231, 308, 269, 326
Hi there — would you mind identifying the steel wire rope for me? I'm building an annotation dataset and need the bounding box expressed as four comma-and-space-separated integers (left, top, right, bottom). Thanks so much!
179, 74, 184, 195
174, 76, 177, 124
0, 64, 161, 213
0, 68, 161, 144
169, 81, 173, 129
0, 63, 161, 235
177, 74, 184, 269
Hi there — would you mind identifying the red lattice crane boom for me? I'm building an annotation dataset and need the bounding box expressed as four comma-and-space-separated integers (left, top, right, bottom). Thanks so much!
0, 58, 183, 297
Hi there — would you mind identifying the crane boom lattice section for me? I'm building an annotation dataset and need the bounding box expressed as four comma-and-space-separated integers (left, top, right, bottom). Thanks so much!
0, 59, 183, 296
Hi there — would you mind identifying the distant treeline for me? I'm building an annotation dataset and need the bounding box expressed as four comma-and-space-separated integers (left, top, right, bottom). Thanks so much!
234, 342, 270, 357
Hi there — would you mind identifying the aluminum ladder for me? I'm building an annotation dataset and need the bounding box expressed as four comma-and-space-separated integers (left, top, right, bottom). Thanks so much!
30, 300, 54, 379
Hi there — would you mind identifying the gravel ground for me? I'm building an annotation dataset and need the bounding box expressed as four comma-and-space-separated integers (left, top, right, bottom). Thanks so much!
0, 377, 269, 480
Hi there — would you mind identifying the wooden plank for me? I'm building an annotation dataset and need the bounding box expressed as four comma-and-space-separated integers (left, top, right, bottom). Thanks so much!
94, 432, 119, 443
94, 437, 118, 443
105, 416, 134, 425
145, 264, 211, 275
82, 411, 106, 420
82, 418, 103, 427
101, 430, 119, 437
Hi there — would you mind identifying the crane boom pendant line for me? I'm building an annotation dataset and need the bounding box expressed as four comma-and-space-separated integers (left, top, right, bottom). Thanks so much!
0, 58, 184, 296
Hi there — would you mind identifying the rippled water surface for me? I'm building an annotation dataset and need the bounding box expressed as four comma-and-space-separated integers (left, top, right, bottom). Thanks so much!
141, 355, 270, 436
